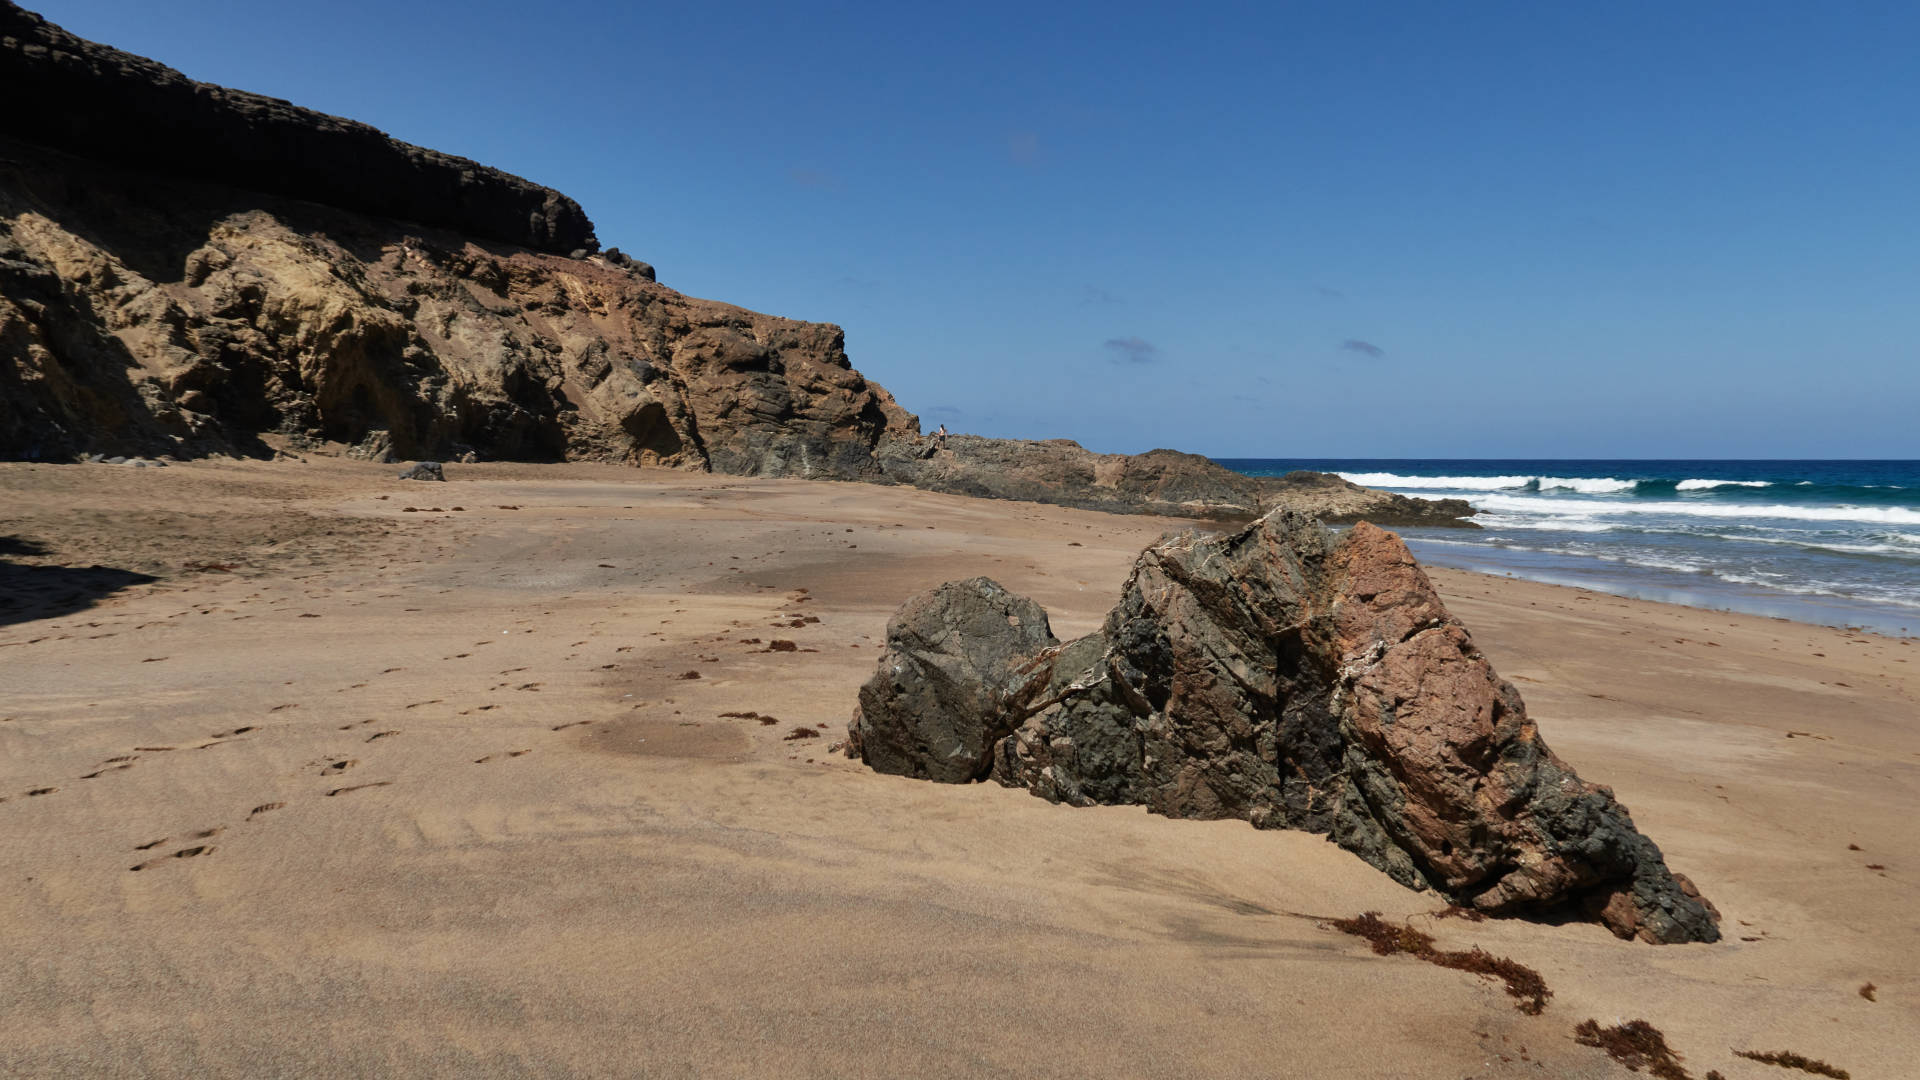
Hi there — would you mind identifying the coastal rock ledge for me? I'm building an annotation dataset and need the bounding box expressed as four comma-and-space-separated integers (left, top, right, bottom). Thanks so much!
846, 510, 1721, 944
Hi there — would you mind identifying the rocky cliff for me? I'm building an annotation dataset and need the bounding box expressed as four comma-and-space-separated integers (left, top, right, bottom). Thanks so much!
0, 2, 595, 254
847, 511, 1720, 944
0, 133, 917, 473
0, 2, 1469, 526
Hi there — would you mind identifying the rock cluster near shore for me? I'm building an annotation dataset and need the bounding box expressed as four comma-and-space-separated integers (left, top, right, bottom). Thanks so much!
847, 510, 1720, 944
877, 437, 1474, 525
0, 2, 1468, 525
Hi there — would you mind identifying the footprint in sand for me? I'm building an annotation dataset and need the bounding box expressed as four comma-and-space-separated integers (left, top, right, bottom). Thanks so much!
131, 845, 213, 871
325, 782, 391, 797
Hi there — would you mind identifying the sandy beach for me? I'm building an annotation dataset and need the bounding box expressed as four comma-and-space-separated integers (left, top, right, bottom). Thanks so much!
2, 458, 1915, 1078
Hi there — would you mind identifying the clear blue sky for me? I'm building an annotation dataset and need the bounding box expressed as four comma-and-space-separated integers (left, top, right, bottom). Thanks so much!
34, 1, 1920, 458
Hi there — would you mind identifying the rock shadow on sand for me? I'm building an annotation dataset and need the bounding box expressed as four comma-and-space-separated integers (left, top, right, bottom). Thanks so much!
0, 536, 157, 627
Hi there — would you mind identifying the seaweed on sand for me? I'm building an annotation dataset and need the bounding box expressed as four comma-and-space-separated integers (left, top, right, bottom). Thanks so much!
1330, 912, 1551, 1015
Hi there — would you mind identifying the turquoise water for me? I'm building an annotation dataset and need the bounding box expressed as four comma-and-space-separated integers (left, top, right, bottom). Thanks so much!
1216, 459, 1920, 637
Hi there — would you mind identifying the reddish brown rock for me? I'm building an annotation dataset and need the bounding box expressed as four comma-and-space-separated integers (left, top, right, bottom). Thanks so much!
848, 511, 1721, 944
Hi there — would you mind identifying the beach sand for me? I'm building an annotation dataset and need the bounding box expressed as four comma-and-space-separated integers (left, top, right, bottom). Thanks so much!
3, 459, 1914, 1078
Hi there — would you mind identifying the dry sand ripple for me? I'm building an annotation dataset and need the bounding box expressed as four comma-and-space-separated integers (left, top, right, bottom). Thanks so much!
2, 458, 1915, 1077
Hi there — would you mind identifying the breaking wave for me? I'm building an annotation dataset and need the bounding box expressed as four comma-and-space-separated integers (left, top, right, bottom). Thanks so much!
1338, 472, 1636, 494
1676, 478, 1772, 490
1467, 494, 1920, 527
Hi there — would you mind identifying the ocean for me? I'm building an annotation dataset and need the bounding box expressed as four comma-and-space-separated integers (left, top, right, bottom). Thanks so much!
1215, 459, 1920, 638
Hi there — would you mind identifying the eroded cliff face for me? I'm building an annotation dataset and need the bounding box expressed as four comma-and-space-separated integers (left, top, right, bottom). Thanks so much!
0, 137, 917, 472
0, 1, 595, 254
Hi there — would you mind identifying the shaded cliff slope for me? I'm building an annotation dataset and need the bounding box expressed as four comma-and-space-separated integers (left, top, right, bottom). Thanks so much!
0, 2, 595, 254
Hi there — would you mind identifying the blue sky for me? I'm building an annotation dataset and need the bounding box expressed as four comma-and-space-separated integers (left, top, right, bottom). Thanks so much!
36, 1, 1920, 457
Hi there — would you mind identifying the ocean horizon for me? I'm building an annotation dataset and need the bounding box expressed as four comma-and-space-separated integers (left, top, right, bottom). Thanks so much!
1216, 458, 1920, 638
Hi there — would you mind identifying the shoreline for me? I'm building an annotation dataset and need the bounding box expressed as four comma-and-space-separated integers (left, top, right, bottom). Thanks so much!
3, 459, 1915, 1076
1221, 459, 1920, 641
1404, 534, 1920, 640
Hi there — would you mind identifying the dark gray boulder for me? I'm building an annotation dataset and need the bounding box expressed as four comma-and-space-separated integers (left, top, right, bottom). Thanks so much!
398, 461, 445, 482
847, 577, 1059, 783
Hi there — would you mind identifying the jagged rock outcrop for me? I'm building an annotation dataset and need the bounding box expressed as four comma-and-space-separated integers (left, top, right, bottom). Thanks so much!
846, 511, 1720, 944
1256, 470, 1476, 527
0, 133, 917, 471
876, 437, 1272, 519
0, 3, 1472, 527
876, 436, 1475, 525
0, 2, 595, 254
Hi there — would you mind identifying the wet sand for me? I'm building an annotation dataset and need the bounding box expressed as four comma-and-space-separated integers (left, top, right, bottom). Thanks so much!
2, 458, 1915, 1078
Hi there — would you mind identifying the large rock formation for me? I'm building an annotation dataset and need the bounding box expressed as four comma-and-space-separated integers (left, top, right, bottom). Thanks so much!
0, 3, 1470, 526
0, 131, 915, 471
847, 511, 1720, 944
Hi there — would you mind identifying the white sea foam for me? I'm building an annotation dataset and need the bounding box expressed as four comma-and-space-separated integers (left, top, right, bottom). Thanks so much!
1338, 472, 1536, 491
1470, 512, 1617, 533
1537, 476, 1637, 493
1713, 575, 1920, 609
1676, 478, 1772, 490
1705, 533, 1920, 558
1466, 494, 1920, 526
1339, 472, 1639, 494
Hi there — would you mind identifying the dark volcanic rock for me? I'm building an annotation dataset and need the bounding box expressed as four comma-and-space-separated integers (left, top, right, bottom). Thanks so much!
0, 2, 595, 254
397, 461, 444, 482
875, 437, 1271, 518
847, 511, 1720, 944
847, 578, 1059, 783
1256, 470, 1477, 527
873, 436, 1475, 526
